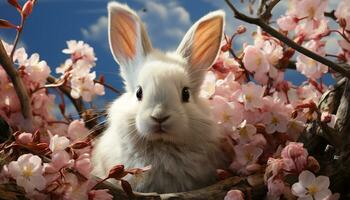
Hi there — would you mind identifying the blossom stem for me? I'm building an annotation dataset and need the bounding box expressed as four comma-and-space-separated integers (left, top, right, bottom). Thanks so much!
93, 80, 121, 95
10, 14, 25, 60
224, 0, 350, 79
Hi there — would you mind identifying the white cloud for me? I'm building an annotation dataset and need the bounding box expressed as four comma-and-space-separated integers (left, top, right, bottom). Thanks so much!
81, 16, 108, 48
81, 0, 192, 51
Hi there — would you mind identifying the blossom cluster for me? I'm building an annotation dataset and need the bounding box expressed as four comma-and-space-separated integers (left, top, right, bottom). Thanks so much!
208, 0, 349, 199
57, 40, 105, 102
0, 40, 112, 199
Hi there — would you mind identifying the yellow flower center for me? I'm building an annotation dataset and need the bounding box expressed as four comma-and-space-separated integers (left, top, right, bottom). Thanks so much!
307, 185, 318, 196
271, 116, 279, 125
245, 95, 252, 103
239, 127, 248, 138
308, 7, 316, 19
22, 165, 33, 179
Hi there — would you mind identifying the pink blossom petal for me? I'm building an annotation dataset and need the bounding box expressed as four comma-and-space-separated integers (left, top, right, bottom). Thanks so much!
299, 170, 315, 187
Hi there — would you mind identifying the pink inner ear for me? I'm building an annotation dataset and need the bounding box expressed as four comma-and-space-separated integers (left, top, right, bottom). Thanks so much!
110, 11, 137, 60
191, 17, 223, 69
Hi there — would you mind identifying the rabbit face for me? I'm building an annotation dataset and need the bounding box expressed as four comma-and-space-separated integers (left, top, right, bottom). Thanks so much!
135, 58, 191, 143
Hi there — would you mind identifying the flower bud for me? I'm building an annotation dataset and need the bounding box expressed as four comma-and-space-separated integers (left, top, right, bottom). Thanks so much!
22, 0, 34, 18
339, 18, 347, 29
306, 156, 320, 173
236, 25, 247, 34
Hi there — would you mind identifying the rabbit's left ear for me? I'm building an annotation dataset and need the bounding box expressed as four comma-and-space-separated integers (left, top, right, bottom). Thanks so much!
176, 11, 224, 91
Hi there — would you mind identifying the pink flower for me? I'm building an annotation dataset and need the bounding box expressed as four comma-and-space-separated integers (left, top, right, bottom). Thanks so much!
67, 120, 90, 141
24, 53, 51, 85
234, 144, 263, 167
243, 45, 269, 74
17, 132, 33, 144
238, 82, 265, 111
211, 95, 244, 131
335, 0, 350, 30
296, 40, 328, 79
295, 19, 329, 40
267, 178, 285, 199
281, 142, 308, 173
224, 189, 244, 200
263, 111, 289, 134
294, 0, 328, 21
89, 189, 113, 200
277, 15, 298, 31
8, 154, 46, 193
62, 40, 97, 63
292, 170, 332, 200
231, 120, 257, 143
44, 151, 73, 183
49, 135, 70, 152
70, 72, 105, 102
200, 71, 216, 99
75, 153, 92, 178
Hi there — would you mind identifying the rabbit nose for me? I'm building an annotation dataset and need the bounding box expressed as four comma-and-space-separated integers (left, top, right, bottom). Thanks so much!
151, 115, 170, 123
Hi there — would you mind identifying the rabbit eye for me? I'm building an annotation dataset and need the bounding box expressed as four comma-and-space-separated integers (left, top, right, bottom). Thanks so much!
182, 87, 190, 102
136, 86, 143, 101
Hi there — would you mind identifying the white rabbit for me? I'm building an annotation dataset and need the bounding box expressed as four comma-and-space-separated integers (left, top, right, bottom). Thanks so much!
92, 1, 227, 193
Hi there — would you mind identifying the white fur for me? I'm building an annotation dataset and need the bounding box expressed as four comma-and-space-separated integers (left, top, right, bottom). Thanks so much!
92, 2, 226, 193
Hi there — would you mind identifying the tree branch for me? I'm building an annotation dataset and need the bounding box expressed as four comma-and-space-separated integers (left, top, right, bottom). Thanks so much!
0, 40, 32, 121
93, 176, 266, 200
224, 0, 350, 79
260, 0, 281, 22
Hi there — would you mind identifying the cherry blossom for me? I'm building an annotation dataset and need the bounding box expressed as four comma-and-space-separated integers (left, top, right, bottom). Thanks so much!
231, 120, 257, 143
292, 170, 332, 200
224, 189, 244, 200
62, 40, 97, 63
243, 45, 269, 74
277, 15, 298, 31
335, 0, 350, 30
281, 142, 308, 173
49, 134, 70, 152
238, 82, 265, 111
23, 53, 51, 85
296, 40, 328, 79
67, 119, 90, 141
8, 154, 46, 193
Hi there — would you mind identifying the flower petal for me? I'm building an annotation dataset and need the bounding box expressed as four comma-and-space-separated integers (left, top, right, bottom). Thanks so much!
314, 189, 332, 200
299, 170, 315, 187
315, 175, 330, 190
291, 182, 307, 197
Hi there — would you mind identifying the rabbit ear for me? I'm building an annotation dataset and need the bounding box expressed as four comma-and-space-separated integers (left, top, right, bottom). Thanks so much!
176, 11, 224, 91
108, 2, 152, 91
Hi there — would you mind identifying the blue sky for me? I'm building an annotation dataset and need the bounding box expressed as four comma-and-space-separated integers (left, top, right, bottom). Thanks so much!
0, 0, 338, 105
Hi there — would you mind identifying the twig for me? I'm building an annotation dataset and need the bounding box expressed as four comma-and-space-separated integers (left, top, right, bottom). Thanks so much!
0, 40, 32, 121
260, 0, 281, 22
10, 15, 25, 60
94, 80, 121, 95
47, 75, 85, 117
224, 0, 350, 79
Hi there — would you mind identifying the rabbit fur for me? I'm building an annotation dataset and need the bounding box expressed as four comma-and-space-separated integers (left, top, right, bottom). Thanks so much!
92, 1, 227, 193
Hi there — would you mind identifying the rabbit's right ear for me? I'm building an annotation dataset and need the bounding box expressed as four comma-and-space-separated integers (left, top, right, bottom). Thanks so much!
108, 2, 152, 91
